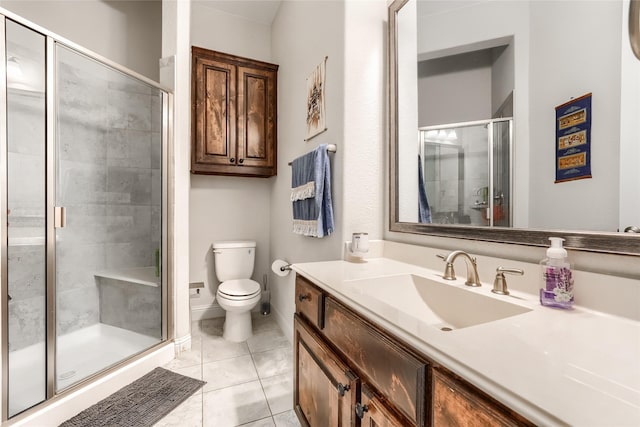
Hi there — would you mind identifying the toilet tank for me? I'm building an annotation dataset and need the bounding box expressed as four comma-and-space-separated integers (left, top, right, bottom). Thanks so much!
212, 241, 256, 281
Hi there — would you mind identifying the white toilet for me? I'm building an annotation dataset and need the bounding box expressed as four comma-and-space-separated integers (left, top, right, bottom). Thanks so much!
212, 240, 262, 342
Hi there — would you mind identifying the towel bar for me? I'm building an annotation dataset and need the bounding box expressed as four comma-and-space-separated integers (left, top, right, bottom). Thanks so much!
288, 144, 337, 166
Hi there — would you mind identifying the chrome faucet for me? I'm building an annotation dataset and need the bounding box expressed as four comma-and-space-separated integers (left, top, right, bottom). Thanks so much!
437, 251, 482, 287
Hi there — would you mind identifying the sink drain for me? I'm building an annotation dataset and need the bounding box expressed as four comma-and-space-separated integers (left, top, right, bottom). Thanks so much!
440, 327, 453, 332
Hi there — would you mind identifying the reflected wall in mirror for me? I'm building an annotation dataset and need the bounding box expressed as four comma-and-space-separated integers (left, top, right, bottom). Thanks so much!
389, 0, 640, 254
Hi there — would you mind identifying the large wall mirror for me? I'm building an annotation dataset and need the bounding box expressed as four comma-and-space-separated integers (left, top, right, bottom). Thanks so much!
390, 0, 640, 255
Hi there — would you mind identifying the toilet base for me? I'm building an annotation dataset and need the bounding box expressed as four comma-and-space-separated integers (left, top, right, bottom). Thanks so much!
223, 310, 253, 342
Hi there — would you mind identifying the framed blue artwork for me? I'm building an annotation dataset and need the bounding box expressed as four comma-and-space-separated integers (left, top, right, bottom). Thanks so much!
555, 93, 592, 183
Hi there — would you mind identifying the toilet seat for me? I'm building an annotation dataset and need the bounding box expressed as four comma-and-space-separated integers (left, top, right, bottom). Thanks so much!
217, 279, 261, 300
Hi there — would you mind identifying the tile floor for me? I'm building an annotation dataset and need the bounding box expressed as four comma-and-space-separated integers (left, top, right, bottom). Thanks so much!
157, 314, 301, 427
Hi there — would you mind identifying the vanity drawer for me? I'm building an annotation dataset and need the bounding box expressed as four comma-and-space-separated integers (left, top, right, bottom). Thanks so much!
295, 274, 325, 329
432, 367, 535, 427
323, 297, 429, 427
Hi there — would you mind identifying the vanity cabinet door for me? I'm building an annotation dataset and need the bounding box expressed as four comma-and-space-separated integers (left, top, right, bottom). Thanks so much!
294, 315, 359, 427
323, 297, 429, 427
358, 384, 406, 427
433, 368, 535, 427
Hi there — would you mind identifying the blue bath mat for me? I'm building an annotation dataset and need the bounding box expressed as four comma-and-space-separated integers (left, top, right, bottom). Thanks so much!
59, 367, 205, 427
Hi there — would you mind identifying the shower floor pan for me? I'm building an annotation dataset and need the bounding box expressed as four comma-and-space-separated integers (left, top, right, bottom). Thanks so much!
8, 323, 159, 417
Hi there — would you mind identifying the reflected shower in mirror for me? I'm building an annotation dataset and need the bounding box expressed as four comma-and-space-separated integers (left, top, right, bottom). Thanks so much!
389, 0, 640, 254
416, 119, 512, 227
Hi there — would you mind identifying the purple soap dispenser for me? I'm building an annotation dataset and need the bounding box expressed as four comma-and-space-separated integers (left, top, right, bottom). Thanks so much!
539, 237, 574, 309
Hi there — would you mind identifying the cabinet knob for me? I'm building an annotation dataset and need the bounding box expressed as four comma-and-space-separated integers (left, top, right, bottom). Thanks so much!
238, 158, 244, 164
230, 158, 235, 163
298, 294, 311, 302
337, 383, 350, 397
355, 402, 369, 419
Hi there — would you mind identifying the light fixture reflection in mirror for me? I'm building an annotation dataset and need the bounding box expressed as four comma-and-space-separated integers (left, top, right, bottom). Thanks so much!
389, 0, 640, 255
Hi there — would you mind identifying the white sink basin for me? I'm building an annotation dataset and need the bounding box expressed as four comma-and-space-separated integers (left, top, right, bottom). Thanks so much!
344, 274, 531, 330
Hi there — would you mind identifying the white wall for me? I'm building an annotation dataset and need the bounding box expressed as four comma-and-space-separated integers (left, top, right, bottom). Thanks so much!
0, 0, 162, 81
491, 43, 514, 115
188, 3, 274, 309
417, 55, 492, 127
342, 0, 386, 241
161, 0, 192, 349
269, 0, 346, 337
528, 0, 621, 231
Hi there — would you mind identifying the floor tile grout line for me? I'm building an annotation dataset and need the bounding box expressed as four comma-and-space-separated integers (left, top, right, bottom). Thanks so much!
250, 348, 276, 418
192, 316, 292, 427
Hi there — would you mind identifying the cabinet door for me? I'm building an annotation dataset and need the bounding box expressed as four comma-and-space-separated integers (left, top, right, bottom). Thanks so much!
323, 297, 429, 426
358, 385, 406, 427
294, 315, 358, 427
237, 65, 277, 175
433, 368, 535, 427
192, 51, 238, 173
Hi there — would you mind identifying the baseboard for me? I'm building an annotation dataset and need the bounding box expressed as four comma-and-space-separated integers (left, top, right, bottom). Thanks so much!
190, 302, 225, 322
173, 333, 191, 354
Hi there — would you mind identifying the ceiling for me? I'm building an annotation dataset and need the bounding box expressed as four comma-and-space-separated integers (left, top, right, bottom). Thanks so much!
195, 0, 282, 25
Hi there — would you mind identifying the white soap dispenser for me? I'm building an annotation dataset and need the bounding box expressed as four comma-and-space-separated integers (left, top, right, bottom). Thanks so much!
539, 237, 574, 308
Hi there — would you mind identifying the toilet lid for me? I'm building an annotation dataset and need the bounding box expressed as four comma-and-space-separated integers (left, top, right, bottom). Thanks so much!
218, 279, 261, 297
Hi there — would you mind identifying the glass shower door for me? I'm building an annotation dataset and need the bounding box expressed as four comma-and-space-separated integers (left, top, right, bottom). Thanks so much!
4, 19, 47, 417
54, 44, 163, 391
419, 118, 512, 226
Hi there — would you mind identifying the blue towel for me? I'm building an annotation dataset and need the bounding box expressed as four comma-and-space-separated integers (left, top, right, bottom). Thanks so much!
418, 155, 432, 223
291, 144, 335, 237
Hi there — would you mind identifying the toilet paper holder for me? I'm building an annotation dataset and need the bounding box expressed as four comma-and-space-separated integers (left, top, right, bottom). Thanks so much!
279, 264, 292, 272
272, 259, 293, 277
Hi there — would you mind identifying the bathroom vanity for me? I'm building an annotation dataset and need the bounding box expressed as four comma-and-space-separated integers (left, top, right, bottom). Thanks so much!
294, 274, 532, 426
291, 253, 640, 426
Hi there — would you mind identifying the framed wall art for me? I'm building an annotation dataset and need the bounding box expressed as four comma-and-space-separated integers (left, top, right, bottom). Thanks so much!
555, 93, 592, 183
305, 56, 327, 141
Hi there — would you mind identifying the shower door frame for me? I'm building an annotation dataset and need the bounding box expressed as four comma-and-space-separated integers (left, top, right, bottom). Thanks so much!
0, 9, 174, 422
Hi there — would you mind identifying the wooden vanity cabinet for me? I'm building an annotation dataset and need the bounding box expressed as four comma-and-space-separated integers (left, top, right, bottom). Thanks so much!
323, 297, 429, 426
294, 315, 358, 427
293, 274, 534, 427
295, 275, 425, 427
432, 368, 535, 427
191, 47, 278, 177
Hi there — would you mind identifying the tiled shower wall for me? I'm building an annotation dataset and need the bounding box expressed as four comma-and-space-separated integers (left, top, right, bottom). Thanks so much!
8, 48, 162, 351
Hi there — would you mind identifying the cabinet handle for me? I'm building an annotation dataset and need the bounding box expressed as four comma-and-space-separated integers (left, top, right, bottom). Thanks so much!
355, 402, 369, 419
337, 383, 350, 397
238, 158, 244, 164
298, 294, 311, 302
230, 158, 235, 163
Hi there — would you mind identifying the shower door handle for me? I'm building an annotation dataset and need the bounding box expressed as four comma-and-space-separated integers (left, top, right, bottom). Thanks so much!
54, 206, 66, 228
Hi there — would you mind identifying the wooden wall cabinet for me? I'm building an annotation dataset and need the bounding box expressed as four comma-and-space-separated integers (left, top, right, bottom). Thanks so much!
294, 274, 535, 427
191, 47, 278, 177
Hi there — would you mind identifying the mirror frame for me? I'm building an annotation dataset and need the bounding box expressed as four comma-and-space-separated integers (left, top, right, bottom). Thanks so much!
388, 0, 640, 256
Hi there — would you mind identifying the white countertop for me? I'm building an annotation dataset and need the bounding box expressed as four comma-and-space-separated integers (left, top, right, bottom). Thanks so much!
292, 258, 640, 427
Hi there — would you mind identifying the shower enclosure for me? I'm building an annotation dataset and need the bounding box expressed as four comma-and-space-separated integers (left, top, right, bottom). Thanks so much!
1, 12, 171, 420
419, 118, 512, 227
